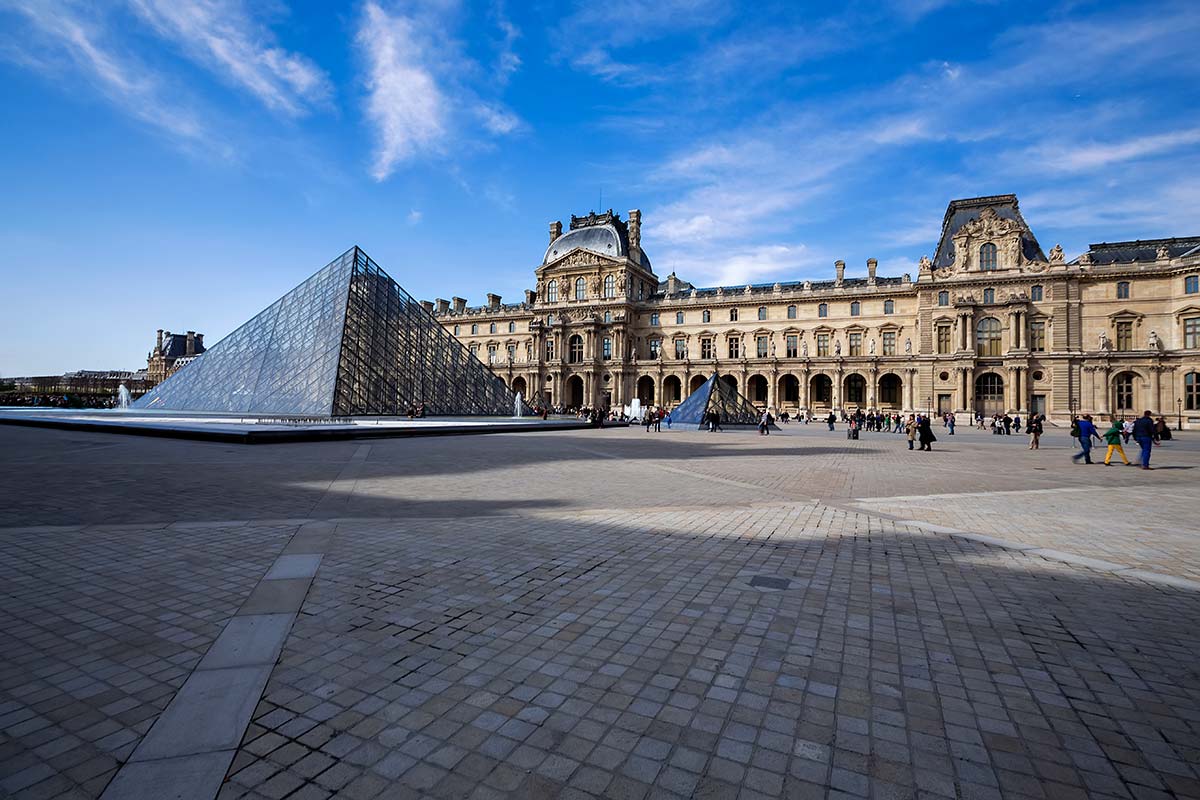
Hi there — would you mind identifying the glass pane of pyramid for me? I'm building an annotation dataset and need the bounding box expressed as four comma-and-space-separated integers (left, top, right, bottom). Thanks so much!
134, 246, 527, 417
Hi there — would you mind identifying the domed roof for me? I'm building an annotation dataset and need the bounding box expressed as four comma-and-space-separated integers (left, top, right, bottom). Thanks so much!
542, 213, 652, 270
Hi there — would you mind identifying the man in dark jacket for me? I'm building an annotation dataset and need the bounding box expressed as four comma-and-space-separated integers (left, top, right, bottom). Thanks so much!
1132, 410, 1158, 469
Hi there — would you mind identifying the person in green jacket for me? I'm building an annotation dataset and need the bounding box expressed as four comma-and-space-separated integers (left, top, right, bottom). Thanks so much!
1103, 420, 1131, 466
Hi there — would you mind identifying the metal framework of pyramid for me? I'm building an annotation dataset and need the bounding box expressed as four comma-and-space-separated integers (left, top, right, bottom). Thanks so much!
669, 372, 763, 428
135, 246, 529, 417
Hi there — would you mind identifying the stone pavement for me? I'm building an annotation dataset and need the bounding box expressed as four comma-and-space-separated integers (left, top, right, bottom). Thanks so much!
1, 423, 1198, 799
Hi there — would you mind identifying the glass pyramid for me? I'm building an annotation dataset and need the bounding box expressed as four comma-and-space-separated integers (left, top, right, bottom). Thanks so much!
135, 246, 529, 417
668, 372, 764, 428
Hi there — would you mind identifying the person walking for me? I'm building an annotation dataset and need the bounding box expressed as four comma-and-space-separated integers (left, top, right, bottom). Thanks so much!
1101, 419, 1131, 466
1071, 414, 1102, 464
917, 414, 937, 451
1027, 414, 1043, 450
905, 415, 917, 450
1132, 410, 1157, 469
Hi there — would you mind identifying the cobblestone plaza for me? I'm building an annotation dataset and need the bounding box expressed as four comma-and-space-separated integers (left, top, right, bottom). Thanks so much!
1, 424, 1198, 800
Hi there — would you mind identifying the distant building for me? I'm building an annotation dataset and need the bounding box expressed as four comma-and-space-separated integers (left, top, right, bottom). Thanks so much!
147, 329, 205, 386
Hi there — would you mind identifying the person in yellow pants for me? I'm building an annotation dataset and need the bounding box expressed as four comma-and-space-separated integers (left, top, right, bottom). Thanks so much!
1102, 419, 1130, 466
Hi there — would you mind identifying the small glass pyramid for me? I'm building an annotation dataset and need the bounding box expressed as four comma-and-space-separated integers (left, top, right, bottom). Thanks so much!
135, 247, 528, 417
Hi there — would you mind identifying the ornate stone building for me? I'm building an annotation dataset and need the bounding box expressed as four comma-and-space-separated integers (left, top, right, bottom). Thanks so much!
432, 196, 1200, 426
146, 329, 205, 386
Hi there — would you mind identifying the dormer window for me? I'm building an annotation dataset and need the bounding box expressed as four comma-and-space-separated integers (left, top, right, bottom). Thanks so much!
980, 242, 998, 271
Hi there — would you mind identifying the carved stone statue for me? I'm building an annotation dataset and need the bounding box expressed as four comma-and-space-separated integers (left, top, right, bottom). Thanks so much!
904, 338, 912, 355
1048, 244, 1064, 263
834, 339, 842, 356
801, 340, 808, 357
1098, 330, 1109, 350
869, 338, 876, 355
1149, 329, 1160, 350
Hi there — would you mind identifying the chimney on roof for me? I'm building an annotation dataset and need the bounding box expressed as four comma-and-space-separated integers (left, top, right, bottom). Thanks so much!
155, 329, 163, 355
419, 300, 434, 313
435, 298, 450, 314
185, 331, 195, 356
524, 289, 536, 305
835, 260, 845, 285
549, 220, 562, 244
627, 209, 642, 259
867, 258, 877, 285
452, 297, 466, 313
487, 293, 501, 310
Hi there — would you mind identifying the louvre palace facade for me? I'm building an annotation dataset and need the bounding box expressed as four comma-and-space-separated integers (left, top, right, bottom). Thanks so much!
430, 195, 1200, 426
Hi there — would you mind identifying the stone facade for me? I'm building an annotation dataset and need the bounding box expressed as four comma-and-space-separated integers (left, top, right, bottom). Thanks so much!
433, 195, 1200, 426
146, 329, 205, 386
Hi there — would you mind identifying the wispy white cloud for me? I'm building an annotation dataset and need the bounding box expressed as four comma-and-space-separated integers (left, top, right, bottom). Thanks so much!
357, 1, 522, 180
127, 0, 332, 116
0, 0, 208, 145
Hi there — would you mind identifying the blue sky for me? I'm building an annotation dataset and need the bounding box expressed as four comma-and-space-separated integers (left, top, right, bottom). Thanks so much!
1, 0, 1197, 375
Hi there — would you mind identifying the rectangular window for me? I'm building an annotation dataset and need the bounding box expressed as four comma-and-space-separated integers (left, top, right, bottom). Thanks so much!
1029, 321, 1046, 352
701, 338, 714, 359
728, 338, 740, 359
849, 332, 862, 356
757, 335, 769, 358
649, 339, 660, 358
602, 337, 612, 360
882, 331, 896, 356
786, 335, 798, 358
816, 333, 829, 357
936, 325, 951, 354
1116, 321, 1133, 351
675, 339, 687, 359
1185, 318, 1199, 349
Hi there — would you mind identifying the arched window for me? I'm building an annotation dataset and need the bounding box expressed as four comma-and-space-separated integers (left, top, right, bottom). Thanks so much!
757, 306, 767, 320
603, 274, 615, 297
574, 277, 586, 300
976, 317, 1002, 356
1186, 372, 1199, 411
702, 310, 711, 323
983, 288, 995, 304
508, 321, 515, 333
546, 280, 558, 302
850, 301, 860, 317
471, 323, 478, 335
883, 299, 894, 315
603, 310, 612, 323
1186, 275, 1199, 294
676, 311, 684, 325
1030, 285, 1043, 301
730, 308, 739, 322
1116, 281, 1130, 299
489, 322, 496, 334
568, 334, 584, 363
938, 291, 949, 307
818, 303, 828, 318
979, 242, 998, 271
1115, 372, 1136, 411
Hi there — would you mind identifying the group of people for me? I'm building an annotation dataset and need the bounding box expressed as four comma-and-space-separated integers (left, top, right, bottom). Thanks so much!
1071, 410, 1168, 469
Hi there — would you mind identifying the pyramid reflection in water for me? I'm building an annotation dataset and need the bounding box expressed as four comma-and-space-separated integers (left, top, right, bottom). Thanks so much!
135, 246, 528, 417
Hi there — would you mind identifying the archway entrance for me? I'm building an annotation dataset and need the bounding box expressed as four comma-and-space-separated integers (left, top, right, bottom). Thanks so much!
975, 372, 1004, 416
810, 374, 833, 407
779, 375, 800, 405
844, 374, 866, 408
566, 375, 584, 408
878, 373, 902, 409
636, 376, 655, 404
748, 374, 768, 404
663, 375, 682, 405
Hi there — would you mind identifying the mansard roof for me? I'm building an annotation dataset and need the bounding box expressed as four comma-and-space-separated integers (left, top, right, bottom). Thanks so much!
933, 194, 1046, 269
1079, 236, 1200, 265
